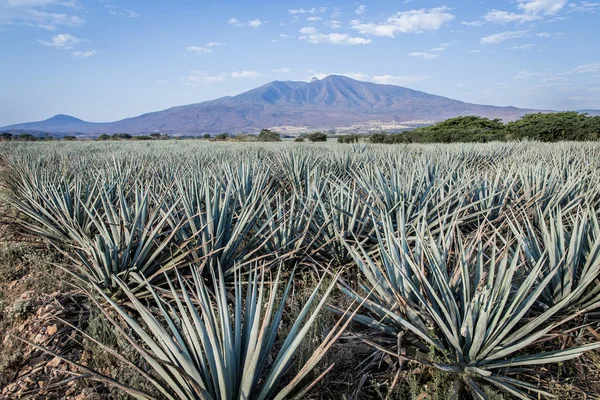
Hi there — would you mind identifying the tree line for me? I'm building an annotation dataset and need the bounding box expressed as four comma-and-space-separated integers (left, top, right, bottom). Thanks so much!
337, 112, 600, 144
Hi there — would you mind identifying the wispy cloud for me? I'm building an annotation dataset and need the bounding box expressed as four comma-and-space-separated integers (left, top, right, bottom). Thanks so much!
185, 71, 227, 85
39, 33, 81, 48
350, 6, 455, 37
484, 10, 540, 24
408, 52, 440, 59
480, 30, 528, 44
105, 3, 138, 18
483, 0, 568, 26
355, 5, 367, 15
309, 72, 430, 85
184, 70, 264, 85
231, 70, 262, 79
372, 74, 430, 85
186, 42, 224, 54
518, 0, 567, 15
288, 7, 327, 15
461, 20, 483, 26
1, 0, 84, 30
228, 18, 263, 28
299, 27, 371, 45
186, 46, 212, 54
72, 49, 95, 58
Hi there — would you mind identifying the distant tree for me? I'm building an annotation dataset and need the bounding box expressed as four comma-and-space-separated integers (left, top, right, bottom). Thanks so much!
404, 116, 507, 143
369, 133, 389, 144
337, 134, 361, 143
17, 134, 37, 141
112, 133, 132, 140
0, 133, 12, 141
63, 136, 77, 141
97, 134, 110, 141
214, 133, 229, 140
307, 132, 327, 142
294, 137, 305, 142
150, 133, 162, 139
258, 129, 281, 142
203, 134, 211, 139
506, 112, 600, 141
233, 134, 259, 142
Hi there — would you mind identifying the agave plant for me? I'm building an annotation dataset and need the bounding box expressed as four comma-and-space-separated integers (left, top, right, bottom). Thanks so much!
169, 173, 271, 276
341, 213, 600, 399
6, 167, 108, 243
513, 205, 600, 311
22, 264, 355, 400
62, 185, 199, 294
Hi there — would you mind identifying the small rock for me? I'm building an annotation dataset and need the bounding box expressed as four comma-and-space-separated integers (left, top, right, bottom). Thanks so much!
46, 324, 58, 336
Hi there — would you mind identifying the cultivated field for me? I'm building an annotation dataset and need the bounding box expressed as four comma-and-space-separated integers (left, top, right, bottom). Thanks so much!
2, 140, 600, 399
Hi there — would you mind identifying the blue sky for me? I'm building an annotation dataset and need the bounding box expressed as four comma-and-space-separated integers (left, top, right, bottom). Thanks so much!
1, 0, 599, 125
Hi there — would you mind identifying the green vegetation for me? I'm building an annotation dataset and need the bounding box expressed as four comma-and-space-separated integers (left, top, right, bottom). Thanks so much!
383, 112, 600, 143
337, 134, 361, 143
258, 128, 282, 142
307, 131, 327, 142
2, 140, 600, 399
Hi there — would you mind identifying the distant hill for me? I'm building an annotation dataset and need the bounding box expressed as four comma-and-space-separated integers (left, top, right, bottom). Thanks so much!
1, 75, 556, 136
578, 109, 600, 116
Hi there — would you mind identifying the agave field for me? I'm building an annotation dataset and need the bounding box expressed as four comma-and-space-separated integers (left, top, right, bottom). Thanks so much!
2, 140, 600, 399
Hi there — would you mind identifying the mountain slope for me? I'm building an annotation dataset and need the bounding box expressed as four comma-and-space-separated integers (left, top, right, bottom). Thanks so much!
1, 75, 546, 135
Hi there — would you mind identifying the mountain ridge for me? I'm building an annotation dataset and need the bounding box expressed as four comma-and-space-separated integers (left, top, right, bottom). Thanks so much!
1, 75, 586, 136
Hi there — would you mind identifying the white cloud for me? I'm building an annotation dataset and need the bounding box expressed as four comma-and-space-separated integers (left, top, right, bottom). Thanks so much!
273, 68, 291, 73
565, 63, 600, 74
430, 42, 452, 52
299, 29, 372, 45
484, 10, 540, 23
206, 41, 224, 47
0, 1, 84, 30
288, 7, 327, 15
505, 43, 534, 50
72, 49, 95, 58
184, 70, 265, 85
355, 5, 367, 14
350, 7, 455, 37
468, 49, 482, 53
324, 20, 341, 29
186, 46, 212, 54
517, 0, 567, 15
105, 4, 138, 18
461, 20, 483, 26
372, 74, 430, 85
231, 70, 262, 79
185, 70, 228, 85
248, 19, 262, 27
309, 72, 430, 86
568, 2, 600, 12
408, 52, 440, 59
299, 26, 317, 35
536, 32, 551, 37
228, 18, 263, 27
307, 16, 321, 22
39, 33, 81, 48
480, 30, 528, 44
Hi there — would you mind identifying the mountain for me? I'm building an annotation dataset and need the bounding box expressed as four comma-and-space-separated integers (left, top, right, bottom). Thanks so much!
1, 75, 548, 136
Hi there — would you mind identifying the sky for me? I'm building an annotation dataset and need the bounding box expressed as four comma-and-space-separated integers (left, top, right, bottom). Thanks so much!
1, 0, 599, 125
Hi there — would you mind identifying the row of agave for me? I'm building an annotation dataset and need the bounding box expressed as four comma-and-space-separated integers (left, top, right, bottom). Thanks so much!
2, 140, 600, 399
